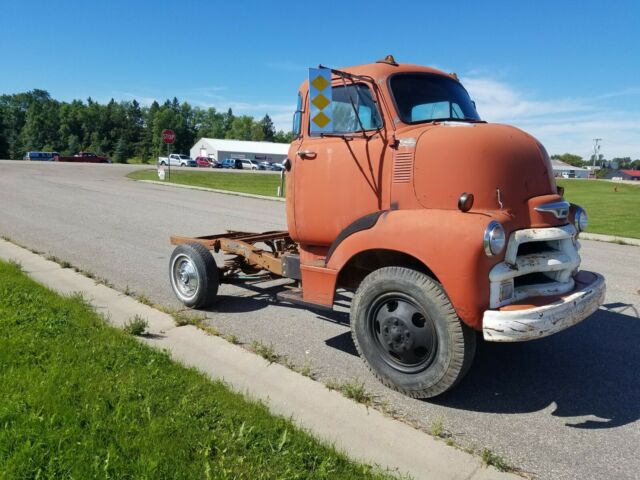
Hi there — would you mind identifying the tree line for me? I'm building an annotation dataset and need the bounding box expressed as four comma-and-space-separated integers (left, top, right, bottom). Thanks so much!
551, 153, 640, 170
0, 90, 295, 162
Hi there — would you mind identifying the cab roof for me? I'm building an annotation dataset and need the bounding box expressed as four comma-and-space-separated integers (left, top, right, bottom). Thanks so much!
299, 60, 455, 90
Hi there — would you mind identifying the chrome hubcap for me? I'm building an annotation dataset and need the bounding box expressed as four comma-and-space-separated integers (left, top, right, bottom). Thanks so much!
172, 255, 199, 299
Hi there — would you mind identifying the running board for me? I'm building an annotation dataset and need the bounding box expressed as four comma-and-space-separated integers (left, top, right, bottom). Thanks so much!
276, 287, 333, 311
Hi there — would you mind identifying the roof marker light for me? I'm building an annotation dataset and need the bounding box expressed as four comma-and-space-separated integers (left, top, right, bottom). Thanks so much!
377, 55, 398, 66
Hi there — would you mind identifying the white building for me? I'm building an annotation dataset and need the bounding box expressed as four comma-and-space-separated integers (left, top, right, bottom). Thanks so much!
190, 138, 289, 164
551, 160, 590, 179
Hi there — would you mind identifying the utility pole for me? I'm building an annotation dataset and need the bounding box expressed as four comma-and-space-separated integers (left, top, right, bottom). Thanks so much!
592, 138, 602, 168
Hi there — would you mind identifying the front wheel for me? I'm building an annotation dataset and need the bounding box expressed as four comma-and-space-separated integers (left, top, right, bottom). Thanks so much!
169, 243, 219, 308
350, 267, 476, 398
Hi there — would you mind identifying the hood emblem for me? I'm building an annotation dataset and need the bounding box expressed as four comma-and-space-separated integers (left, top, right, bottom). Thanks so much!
535, 201, 570, 219
397, 137, 416, 148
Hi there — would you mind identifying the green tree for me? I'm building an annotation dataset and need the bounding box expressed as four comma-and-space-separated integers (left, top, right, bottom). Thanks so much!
0, 104, 9, 158
259, 114, 275, 142
114, 136, 129, 163
226, 116, 254, 141
273, 130, 295, 143
66, 134, 81, 156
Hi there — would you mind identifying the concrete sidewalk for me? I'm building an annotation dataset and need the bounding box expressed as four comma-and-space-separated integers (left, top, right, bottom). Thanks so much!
0, 238, 518, 480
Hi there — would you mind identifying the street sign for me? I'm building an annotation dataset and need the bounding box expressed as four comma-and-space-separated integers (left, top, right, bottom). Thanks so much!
309, 67, 333, 134
162, 129, 176, 144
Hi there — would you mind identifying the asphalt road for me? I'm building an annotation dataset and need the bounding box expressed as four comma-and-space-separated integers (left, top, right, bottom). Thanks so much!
1, 160, 639, 480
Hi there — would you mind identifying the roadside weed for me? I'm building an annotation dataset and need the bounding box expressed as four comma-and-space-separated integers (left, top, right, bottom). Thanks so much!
225, 333, 239, 344
326, 379, 374, 406
251, 341, 279, 363
123, 314, 148, 336
481, 448, 510, 472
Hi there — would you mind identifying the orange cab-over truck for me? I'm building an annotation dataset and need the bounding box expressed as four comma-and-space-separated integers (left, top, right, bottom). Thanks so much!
168, 56, 605, 398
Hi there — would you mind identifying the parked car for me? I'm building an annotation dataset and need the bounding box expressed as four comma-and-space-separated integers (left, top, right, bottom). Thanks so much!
220, 158, 242, 169
269, 161, 285, 171
53, 152, 110, 163
239, 159, 258, 170
195, 156, 213, 168
24, 151, 59, 161
257, 161, 271, 170
158, 154, 193, 167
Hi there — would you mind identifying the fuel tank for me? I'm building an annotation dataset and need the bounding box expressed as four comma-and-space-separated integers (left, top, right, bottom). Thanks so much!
410, 122, 557, 217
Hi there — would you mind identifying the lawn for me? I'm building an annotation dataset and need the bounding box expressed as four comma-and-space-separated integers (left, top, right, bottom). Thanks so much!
0, 260, 394, 479
128, 168, 283, 198
557, 179, 640, 239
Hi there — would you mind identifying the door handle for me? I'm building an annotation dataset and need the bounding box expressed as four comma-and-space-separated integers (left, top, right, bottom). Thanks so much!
296, 150, 316, 159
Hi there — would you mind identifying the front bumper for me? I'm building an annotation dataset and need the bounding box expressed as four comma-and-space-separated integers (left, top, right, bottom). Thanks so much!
483, 271, 605, 342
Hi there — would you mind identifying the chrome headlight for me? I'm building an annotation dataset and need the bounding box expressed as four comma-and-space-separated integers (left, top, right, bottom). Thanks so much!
484, 221, 506, 256
575, 207, 588, 232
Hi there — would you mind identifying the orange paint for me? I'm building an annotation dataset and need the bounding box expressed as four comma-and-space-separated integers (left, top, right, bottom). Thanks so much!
285, 60, 574, 328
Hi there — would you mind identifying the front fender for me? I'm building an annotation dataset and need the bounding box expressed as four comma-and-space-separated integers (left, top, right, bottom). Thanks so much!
326, 209, 500, 329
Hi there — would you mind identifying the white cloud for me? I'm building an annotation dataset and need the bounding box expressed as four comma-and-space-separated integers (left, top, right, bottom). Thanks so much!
463, 76, 640, 159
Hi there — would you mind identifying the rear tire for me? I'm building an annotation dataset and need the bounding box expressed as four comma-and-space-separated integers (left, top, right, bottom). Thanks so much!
350, 267, 476, 398
169, 243, 219, 308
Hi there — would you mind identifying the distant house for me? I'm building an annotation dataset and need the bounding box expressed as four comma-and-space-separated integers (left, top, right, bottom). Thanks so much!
190, 138, 289, 165
605, 169, 640, 181
551, 160, 590, 179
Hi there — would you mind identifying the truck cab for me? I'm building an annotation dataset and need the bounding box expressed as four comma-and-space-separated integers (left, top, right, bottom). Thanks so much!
282, 57, 604, 395
168, 57, 605, 398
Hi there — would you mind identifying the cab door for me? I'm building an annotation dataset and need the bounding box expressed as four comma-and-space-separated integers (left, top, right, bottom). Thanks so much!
291, 82, 390, 247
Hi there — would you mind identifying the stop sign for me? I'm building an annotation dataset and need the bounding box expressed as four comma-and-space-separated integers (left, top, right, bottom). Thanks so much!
161, 129, 176, 144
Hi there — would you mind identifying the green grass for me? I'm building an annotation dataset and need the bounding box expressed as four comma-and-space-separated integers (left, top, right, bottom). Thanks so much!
128, 168, 283, 198
557, 179, 640, 238
0, 260, 396, 479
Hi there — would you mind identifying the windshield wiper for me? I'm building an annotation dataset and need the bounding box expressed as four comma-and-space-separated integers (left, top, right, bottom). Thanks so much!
420, 117, 484, 124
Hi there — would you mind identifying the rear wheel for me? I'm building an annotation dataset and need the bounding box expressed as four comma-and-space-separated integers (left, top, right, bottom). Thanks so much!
350, 267, 476, 398
169, 243, 219, 308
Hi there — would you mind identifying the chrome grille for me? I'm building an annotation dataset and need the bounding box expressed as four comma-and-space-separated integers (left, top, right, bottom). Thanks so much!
489, 224, 580, 308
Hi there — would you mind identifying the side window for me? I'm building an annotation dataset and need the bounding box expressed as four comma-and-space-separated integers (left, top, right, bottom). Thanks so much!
332, 84, 382, 133
292, 92, 302, 137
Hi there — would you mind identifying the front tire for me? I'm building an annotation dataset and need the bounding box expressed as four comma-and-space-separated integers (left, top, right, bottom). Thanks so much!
169, 243, 219, 308
350, 267, 476, 398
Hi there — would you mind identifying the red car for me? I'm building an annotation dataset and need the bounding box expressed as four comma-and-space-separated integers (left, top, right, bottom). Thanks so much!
195, 156, 214, 168
53, 152, 110, 163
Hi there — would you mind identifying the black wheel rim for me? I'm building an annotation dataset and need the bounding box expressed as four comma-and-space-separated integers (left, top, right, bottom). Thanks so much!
367, 292, 438, 373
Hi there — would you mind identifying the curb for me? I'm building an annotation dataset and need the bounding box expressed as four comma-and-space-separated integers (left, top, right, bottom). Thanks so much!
135, 179, 286, 202
0, 238, 518, 480
580, 232, 640, 246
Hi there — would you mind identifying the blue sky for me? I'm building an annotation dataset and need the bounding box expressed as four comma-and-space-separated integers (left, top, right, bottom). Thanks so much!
1, 0, 639, 158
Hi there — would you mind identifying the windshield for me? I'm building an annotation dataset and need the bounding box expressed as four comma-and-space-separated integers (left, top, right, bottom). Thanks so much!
179, 155, 190, 160
389, 73, 480, 124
